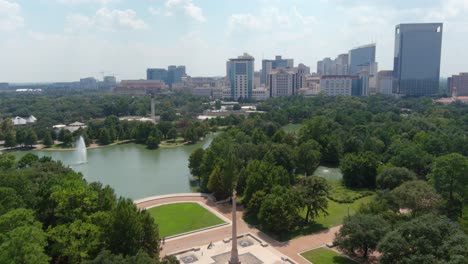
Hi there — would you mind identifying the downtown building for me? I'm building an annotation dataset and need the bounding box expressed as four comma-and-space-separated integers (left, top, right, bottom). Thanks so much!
349, 44, 378, 96
448, 73, 468, 96
268, 68, 297, 97
377, 70, 394, 95
227, 53, 255, 100
319, 75, 360, 96
147, 65, 186, 88
393, 23, 443, 96
261, 56, 294, 85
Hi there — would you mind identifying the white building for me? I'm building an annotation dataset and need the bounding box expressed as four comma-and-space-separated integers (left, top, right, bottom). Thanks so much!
227, 53, 254, 100
12, 115, 37, 126
320, 75, 359, 96
192, 87, 212, 98
268, 68, 297, 97
252, 86, 270, 101
377, 70, 393, 95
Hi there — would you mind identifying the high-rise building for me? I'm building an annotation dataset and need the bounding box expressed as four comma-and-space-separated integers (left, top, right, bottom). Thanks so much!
319, 75, 359, 96
448, 73, 468, 96
147, 66, 186, 88
296, 63, 311, 89
147, 68, 168, 82
349, 44, 376, 75
227, 53, 255, 100
261, 56, 294, 85
317, 58, 334, 76
393, 23, 443, 96
269, 68, 297, 97
335, 54, 350, 75
377, 70, 393, 95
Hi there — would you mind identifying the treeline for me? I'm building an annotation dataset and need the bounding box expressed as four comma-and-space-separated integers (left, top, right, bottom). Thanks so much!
0, 90, 210, 148
0, 115, 211, 150
0, 153, 178, 264
189, 94, 468, 260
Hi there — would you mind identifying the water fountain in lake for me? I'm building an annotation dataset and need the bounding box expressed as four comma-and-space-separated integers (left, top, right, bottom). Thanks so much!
74, 136, 87, 165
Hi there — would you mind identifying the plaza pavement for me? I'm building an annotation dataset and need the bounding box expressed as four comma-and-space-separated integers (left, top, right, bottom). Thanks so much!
136, 194, 340, 264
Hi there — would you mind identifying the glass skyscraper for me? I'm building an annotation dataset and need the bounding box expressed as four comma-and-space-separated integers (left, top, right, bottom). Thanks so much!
393, 23, 443, 96
228, 53, 254, 100
349, 44, 376, 75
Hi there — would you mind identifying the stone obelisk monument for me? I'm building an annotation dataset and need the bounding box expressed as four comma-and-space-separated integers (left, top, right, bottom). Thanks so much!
229, 190, 241, 264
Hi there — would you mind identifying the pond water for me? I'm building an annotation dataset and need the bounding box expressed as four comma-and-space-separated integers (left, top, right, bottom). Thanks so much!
14, 134, 217, 200
312, 166, 343, 181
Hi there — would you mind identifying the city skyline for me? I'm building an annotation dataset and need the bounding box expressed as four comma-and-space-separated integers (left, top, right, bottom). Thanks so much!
1, 0, 468, 82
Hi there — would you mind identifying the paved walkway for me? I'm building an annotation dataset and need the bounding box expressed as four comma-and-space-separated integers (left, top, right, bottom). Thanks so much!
136, 195, 339, 264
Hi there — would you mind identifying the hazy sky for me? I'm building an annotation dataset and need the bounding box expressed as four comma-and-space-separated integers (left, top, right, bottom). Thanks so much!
1, 0, 467, 82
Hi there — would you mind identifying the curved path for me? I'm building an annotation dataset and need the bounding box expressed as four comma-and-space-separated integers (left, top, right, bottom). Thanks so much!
136, 194, 339, 264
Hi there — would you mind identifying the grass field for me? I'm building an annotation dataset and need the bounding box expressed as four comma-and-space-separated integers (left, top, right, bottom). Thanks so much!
148, 203, 225, 237
312, 196, 373, 229
281, 123, 302, 134
301, 247, 357, 264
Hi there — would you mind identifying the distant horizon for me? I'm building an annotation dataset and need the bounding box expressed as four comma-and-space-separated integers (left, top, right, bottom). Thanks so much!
1, 0, 467, 82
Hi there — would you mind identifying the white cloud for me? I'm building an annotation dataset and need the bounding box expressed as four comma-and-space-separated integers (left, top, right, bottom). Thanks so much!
148, 6, 161, 16
57, 0, 120, 4
0, 0, 24, 32
228, 7, 316, 34
65, 8, 148, 32
163, 0, 206, 22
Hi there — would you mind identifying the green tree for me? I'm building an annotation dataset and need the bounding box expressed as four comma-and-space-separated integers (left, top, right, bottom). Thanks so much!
258, 186, 302, 235
4, 131, 16, 148
334, 214, 390, 259
146, 136, 159, 149
0, 187, 25, 215
233, 104, 241, 111
99, 128, 112, 145
391, 180, 441, 215
243, 160, 290, 207
263, 144, 296, 174
0, 209, 50, 264
378, 214, 468, 264
376, 167, 417, 190
215, 100, 222, 110
16, 129, 27, 146
0, 225, 50, 264
428, 153, 468, 218
188, 148, 204, 180
48, 220, 102, 263
298, 176, 330, 223
63, 130, 73, 146
17, 153, 39, 169
340, 151, 379, 188
167, 128, 177, 141
43, 131, 53, 147
295, 140, 322, 176
251, 129, 268, 144
0, 153, 16, 170
24, 129, 37, 147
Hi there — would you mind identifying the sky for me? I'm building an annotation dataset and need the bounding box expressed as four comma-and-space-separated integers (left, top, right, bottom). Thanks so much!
0, 0, 467, 83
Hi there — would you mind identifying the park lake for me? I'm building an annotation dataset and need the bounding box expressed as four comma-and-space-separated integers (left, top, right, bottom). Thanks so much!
13, 132, 343, 201
14, 133, 217, 200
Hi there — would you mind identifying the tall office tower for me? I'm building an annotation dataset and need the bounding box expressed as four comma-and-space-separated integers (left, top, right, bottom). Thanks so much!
317, 57, 334, 75
377, 70, 394, 95
349, 44, 376, 75
269, 68, 297, 97
334, 54, 350, 75
393, 23, 443, 96
227, 53, 255, 100
147, 68, 168, 82
296, 63, 311, 88
448, 73, 468, 96
261, 55, 294, 84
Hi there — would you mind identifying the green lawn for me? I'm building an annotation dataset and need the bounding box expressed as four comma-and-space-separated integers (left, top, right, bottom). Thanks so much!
148, 203, 225, 237
327, 180, 374, 203
312, 196, 374, 229
301, 247, 357, 264
281, 123, 302, 134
